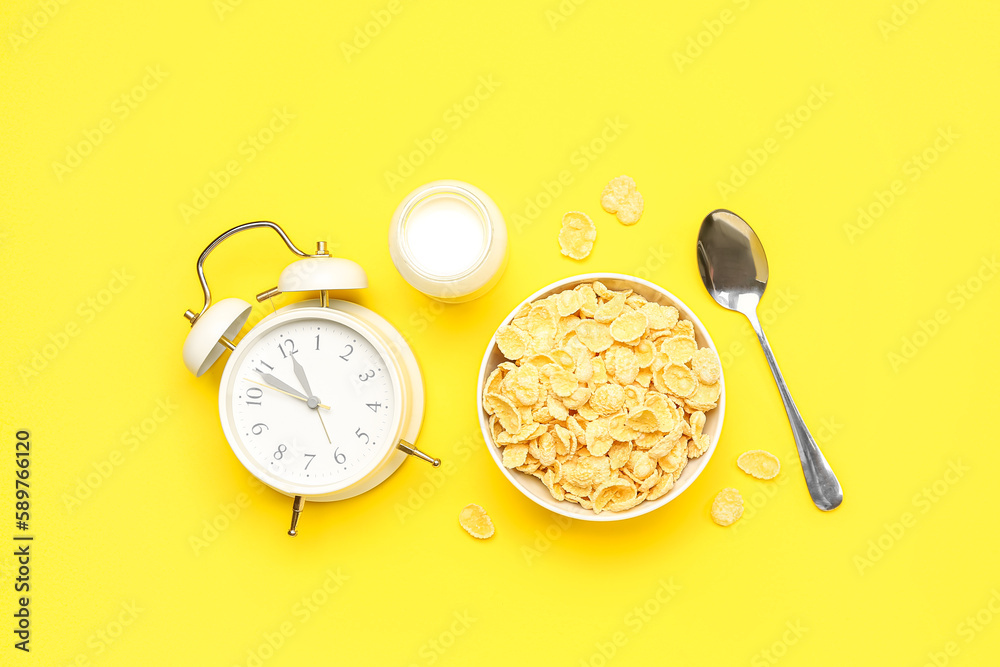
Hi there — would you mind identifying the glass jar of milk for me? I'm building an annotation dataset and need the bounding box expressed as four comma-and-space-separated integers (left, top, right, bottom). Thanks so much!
389, 180, 508, 303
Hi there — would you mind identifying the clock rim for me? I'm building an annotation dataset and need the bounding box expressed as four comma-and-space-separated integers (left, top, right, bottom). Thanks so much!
218, 304, 405, 498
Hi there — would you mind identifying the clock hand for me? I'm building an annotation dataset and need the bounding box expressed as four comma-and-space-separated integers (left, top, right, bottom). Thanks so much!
244, 378, 331, 411
289, 353, 316, 398
286, 356, 333, 445
256, 372, 309, 401
316, 411, 332, 444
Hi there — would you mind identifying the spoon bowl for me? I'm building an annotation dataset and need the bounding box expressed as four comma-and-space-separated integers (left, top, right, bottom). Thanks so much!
697, 209, 843, 511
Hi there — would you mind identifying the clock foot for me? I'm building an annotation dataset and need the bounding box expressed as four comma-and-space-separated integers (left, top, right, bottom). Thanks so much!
398, 439, 441, 467
287, 495, 305, 536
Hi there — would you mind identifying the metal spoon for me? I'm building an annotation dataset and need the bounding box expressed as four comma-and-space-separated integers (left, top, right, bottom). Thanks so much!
696, 209, 843, 511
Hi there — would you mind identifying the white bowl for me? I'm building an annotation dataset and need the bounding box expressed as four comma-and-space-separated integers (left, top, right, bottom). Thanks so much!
476, 273, 726, 522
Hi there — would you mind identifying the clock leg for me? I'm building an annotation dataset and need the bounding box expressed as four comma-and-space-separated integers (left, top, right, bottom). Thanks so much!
287, 495, 306, 536
397, 439, 441, 467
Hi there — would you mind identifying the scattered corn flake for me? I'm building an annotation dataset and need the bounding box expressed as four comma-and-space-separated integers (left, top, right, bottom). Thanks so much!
459, 503, 495, 539
737, 450, 781, 480
600, 175, 644, 225
710, 488, 744, 526
558, 211, 597, 260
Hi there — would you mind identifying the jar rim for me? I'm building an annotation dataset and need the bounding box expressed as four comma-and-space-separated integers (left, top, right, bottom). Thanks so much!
394, 183, 495, 285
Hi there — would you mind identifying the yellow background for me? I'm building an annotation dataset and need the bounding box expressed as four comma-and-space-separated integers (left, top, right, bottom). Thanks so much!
2, 0, 999, 665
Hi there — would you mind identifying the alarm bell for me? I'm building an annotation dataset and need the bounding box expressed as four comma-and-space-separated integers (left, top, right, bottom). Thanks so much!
182, 298, 251, 376
255, 241, 368, 306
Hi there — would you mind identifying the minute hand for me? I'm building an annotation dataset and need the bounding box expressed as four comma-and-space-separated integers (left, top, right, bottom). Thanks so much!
290, 354, 315, 398
246, 378, 331, 411
257, 371, 309, 400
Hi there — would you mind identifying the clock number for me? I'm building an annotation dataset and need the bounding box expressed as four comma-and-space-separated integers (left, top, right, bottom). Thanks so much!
274, 444, 287, 460
254, 360, 274, 374
277, 339, 297, 358
303, 453, 316, 470
251, 422, 268, 435
315, 334, 320, 351
334, 448, 346, 465
339, 344, 353, 361
355, 428, 369, 444
366, 402, 381, 413
358, 369, 375, 382
246, 387, 263, 405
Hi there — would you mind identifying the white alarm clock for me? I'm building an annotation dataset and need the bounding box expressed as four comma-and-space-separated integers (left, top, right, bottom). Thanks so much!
181, 221, 439, 536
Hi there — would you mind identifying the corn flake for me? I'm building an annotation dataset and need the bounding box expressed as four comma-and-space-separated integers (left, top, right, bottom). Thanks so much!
459, 503, 495, 539
496, 325, 530, 360
600, 175, 644, 225
737, 450, 781, 480
610, 310, 648, 343
558, 211, 597, 260
710, 488, 744, 527
691, 347, 721, 384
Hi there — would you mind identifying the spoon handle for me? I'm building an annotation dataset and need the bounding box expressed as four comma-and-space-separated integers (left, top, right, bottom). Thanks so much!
745, 310, 843, 511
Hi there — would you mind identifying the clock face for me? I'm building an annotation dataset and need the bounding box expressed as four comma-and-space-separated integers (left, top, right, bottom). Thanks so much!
221, 311, 402, 495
